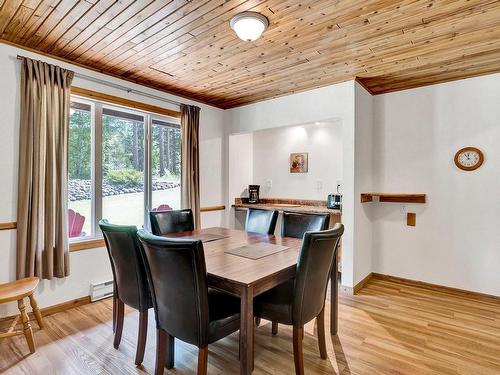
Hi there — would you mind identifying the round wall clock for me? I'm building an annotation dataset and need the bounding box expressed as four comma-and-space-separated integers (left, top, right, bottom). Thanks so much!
454, 147, 484, 171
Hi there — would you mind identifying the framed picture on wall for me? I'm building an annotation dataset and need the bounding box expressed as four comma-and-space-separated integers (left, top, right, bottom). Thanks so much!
290, 152, 308, 173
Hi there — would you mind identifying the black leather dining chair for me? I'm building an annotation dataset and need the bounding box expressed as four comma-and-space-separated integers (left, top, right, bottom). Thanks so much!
99, 220, 152, 366
245, 208, 279, 235
254, 224, 344, 375
149, 208, 194, 235
281, 212, 330, 239
137, 230, 241, 375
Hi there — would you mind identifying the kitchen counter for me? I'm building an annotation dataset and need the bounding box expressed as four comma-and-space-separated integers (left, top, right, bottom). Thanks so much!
232, 197, 341, 216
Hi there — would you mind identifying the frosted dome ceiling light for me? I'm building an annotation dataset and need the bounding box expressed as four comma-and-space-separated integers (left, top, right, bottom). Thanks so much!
230, 12, 269, 41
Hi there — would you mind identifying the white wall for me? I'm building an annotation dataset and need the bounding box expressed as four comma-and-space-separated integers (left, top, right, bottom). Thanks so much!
226, 81, 357, 287
0, 42, 227, 316
353, 82, 374, 284
228, 132, 254, 201
372, 73, 500, 296
251, 122, 342, 200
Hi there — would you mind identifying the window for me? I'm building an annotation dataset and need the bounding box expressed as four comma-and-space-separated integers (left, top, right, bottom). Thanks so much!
68, 96, 181, 241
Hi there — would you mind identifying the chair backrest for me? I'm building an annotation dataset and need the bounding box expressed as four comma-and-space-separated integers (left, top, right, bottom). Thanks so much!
292, 223, 344, 327
281, 212, 330, 239
245, 208, 279, 235
137, 230, 209, 347
99, 220, 151, 311
149, 209, 194, 235
68, 209, 85, 238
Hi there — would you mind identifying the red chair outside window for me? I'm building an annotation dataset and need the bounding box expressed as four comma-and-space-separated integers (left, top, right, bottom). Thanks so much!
152, 204, 173, 212
68, 209, 86, 238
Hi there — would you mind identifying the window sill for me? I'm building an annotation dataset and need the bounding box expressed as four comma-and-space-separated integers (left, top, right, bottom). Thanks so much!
69, 238, 106, 252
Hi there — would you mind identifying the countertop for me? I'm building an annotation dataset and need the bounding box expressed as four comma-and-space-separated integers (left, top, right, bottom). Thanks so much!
232, 197, 341, 216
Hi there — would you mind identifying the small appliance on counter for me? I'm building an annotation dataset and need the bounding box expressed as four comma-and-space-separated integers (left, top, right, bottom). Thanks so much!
327, 194, 342, 209
327, 184, 342, 209
248, 185, 260, 203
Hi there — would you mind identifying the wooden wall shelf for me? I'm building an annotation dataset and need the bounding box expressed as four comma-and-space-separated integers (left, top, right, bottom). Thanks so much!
361, 193, 426, 204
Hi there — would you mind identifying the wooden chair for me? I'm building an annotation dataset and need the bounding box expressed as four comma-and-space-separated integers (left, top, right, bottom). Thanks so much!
149, 208, 194, 236
99, 220, 152, 366
281, 212, 330, 239
137, 230, 241, 375
254, 224, 344, 375
245, 208, 279, 235
0, 277, 43, 354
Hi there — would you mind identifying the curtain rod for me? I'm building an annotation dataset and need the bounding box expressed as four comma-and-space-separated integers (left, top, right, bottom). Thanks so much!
16, 54, 182, 107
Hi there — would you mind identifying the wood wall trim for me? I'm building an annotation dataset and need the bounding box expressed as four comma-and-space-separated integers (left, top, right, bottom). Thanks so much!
0, 222, 16, 231
0, 295, 92, 330
69, 239, 106, 252
200, 205, 226, 212
71, 86, 181, 119
370, 273, 500, 302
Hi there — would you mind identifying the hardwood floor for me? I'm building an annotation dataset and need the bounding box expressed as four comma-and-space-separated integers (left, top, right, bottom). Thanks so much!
1, 277, 500, 374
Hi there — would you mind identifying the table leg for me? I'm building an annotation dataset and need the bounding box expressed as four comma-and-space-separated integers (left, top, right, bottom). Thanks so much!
330, 255, 339, 335
240, 287, 254, 375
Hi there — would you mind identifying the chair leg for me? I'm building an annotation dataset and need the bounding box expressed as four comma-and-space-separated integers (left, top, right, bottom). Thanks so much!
165, 332, 175, 369
293, 327, 305, 375
112, 293, 117, 333
197, 346, 208, 375
155, 329, 166, 375
135, 310, 148, 365
317, 308, 328, 359
254, 317, 261, 326
28, 294, 44, 329
272, 321, 278, 335
113, 299, 124, 349
18, 298, 35, 354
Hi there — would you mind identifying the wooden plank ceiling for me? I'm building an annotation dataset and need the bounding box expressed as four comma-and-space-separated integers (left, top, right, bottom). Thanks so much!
1, 0, 500, 109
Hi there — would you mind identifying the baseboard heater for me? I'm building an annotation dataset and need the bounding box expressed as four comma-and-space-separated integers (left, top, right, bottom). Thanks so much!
90, 280, 114, 302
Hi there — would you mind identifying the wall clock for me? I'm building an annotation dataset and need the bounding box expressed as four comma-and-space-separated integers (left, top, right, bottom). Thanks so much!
454, 147, 484, 171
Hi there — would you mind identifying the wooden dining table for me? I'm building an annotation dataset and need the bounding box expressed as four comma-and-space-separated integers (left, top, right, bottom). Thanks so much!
164, 227, 339, 375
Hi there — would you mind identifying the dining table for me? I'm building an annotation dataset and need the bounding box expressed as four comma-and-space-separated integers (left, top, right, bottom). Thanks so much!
163, 227, 339, 375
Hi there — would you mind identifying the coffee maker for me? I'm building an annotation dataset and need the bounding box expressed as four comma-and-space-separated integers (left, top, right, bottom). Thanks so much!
248, 185, 260, 204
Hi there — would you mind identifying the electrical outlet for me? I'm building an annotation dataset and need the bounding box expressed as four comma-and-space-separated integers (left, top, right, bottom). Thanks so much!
400, 205, 408, 214
265, 179, 272, 189
316, 180, 323, 190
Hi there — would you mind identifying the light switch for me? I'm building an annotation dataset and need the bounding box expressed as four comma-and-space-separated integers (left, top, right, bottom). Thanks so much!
407, 213, 416, 226
265, 179, 272, 188
316, 180, 323, 190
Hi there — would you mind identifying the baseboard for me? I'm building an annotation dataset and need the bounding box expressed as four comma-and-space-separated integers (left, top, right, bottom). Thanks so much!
354, 272, 374, 294
0, 295, 92, 330
371, 273, 500, 302
39, 295, 92, 317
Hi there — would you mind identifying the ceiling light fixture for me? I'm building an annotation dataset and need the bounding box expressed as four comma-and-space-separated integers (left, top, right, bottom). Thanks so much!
230, 12, 269, 42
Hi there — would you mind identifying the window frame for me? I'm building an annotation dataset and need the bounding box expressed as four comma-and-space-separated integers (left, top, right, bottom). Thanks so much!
69, 91, 181, 246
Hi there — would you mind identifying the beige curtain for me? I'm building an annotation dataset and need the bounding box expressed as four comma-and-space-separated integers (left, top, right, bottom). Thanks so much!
17, 57, 74, 280
180, 104, 201, 229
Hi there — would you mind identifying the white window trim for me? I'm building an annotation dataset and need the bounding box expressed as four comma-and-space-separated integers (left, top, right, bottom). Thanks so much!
69, 95, 181, 243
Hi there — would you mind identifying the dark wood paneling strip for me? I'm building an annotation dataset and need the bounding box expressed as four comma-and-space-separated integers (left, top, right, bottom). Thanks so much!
0, 222, 16, 230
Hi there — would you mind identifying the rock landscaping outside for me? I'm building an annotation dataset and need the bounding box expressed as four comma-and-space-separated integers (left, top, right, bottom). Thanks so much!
69, 179, 180, 201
